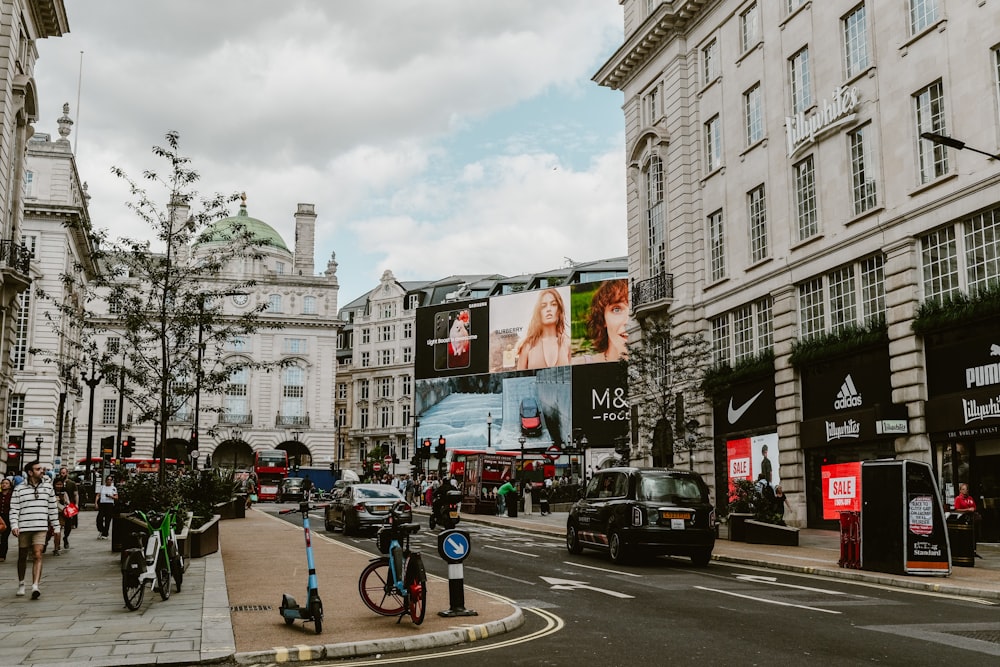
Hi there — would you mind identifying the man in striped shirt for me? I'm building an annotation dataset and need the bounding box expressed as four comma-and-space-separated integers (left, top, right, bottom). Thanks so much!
10, 460, 59, 599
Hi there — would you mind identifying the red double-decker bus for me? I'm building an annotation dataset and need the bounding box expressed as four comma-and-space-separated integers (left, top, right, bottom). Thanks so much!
253, 449, 289, 502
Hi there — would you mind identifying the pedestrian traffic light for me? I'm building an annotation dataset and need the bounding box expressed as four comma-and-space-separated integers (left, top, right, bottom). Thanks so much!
122, 435, 134, 458
436, 435, 446, 459
189, 429, 198, 452
410, 456, 420, 469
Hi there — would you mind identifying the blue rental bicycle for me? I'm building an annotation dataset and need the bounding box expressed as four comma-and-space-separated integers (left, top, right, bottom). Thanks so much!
357, 500, 426, 625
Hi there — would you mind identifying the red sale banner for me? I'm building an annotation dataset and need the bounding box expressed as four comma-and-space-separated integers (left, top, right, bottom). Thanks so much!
822, 461, 862, 520
726, 437, 752, 497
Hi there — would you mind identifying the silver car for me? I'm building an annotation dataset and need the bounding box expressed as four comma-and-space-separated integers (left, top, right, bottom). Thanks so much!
324, 484, 411, 535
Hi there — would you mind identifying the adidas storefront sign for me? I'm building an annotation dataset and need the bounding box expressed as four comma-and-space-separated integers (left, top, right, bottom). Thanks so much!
834, 374, 863, 410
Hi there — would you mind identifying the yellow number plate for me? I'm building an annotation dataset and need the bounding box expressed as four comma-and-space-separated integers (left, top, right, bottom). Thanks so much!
661, 511, 690, 520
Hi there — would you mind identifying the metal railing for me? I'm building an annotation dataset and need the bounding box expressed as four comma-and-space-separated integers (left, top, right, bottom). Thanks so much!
0, 240, 31, 275
632, 272, 674, 310
275, 413, 310, 427
218, 412, 253, 425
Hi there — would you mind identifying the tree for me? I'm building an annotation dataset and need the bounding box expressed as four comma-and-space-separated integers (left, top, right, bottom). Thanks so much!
623, 316, 711, 468
36, 132, 283, 483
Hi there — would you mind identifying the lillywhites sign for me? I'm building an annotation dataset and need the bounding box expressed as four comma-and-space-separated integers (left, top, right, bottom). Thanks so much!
786, 86, 860, 157
825, 418, 861, 441
963, 394, 1000, 424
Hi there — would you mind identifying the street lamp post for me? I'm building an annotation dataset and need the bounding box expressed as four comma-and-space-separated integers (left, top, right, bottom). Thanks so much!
578, 435, 588, 484
35, 434, 44, 461
291, 430, 302, 473
518, 436, 526, 481
81, 357, 103, 485
921, 132, 1000, 161
486, 412, 493, 452
685, 419, 699, 471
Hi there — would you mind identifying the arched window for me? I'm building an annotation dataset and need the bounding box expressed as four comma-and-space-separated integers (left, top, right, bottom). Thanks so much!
268, 294, 282, 313
282, 366, 305, 420
645, 155, 665, 276
225, 367, 249, 422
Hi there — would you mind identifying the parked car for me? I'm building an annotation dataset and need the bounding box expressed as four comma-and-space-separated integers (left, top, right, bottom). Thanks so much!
566, 467, 716, 566
324, 484, 410, 535
519, 397, 542, 436
278, 477, 305, 503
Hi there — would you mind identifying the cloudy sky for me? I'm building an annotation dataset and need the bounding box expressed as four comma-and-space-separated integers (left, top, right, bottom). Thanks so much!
33, 1, 627, 304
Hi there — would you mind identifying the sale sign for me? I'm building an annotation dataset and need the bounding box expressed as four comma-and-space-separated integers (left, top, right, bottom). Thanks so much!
822, 461, 862, 519
726, 437, 752, 496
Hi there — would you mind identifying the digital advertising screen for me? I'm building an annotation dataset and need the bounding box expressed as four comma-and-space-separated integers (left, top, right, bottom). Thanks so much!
822, 461, 862, 520
488, 286, 571, 373
414, 298, 489, 380
569, 279, 629, 365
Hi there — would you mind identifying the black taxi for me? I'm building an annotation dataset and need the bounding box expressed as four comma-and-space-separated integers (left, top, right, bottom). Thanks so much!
566, 467, 716, 565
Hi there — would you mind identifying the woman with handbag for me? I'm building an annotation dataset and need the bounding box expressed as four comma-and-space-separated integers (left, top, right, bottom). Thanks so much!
0, 478, 13, 561
45, 478, 74, 555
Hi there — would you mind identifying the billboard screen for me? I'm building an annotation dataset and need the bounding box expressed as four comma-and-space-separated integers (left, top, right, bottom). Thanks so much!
822, 461, 862, 520
725, 433, 779, 497
414, 298, 489, 380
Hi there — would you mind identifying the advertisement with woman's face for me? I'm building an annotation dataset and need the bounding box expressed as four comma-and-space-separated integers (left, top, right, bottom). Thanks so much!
488, 286, 571, 373
570, 279, 630, 365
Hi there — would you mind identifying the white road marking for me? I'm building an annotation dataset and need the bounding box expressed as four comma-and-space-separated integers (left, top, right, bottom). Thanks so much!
563, 561, 642, 578
735, 573, 848, 595
541, 576, 634, 599
694, 585, 841, 614
484, 544, 539, 557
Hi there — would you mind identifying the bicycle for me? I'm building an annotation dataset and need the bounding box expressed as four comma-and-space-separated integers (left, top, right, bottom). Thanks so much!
357, 500, 426, 625
121, 505, 185, 611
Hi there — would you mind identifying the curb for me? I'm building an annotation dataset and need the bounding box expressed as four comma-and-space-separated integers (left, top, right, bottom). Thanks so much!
233, 606, 525, 664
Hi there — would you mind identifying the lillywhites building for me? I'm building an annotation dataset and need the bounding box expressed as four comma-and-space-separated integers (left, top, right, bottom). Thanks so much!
596, 0, 1000, 533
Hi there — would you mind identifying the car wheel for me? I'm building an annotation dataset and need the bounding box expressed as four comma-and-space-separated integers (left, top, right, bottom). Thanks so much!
690, 548, 712, 567
566, 523, 584, 554
324, 517, 334, 531
608, 529, 629, 564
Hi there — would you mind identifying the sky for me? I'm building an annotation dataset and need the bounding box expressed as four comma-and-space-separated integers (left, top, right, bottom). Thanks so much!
33, 1, 627, 306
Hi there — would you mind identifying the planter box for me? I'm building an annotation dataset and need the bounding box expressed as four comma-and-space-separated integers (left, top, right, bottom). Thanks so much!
214, 498, 243, 520
175, 511, 194, 561
188, 515, 221, 557
112, 515, 148, 556
233, 495, 247, 519
726, 513, 754, 542
745, 519, 800, 546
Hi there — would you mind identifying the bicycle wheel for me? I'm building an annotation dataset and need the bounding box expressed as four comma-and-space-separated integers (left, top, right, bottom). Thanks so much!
122, 552, 145, 611
168, 540, 184, 592
310, 597, 323, 634
358, 558, 405, 616
404, 555, 426, 625
156, 553, 171, 601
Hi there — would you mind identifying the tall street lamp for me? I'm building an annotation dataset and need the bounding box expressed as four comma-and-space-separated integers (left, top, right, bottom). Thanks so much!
34, 434, 44, 461
486, 412, 493, 452
81, 357, 102, 485
921, 132, 1000, 160
518, 436, 526, 481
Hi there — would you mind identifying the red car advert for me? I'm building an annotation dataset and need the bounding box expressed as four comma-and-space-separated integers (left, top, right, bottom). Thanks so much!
822, 462, 861, 520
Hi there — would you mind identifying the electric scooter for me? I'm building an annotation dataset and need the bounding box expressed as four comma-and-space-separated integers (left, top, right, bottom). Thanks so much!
278, 500, 327, 633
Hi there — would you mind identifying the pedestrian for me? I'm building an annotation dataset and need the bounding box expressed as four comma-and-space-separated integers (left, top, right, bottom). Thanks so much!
56, 467, 78, 508
773, 485, 790, 522
44, 478, 72, 555
301, 475, 314, 500
0, 478, 12, 561
497, 480, 515, 517
10, 460, 60, 599
539, 479, 551, 516
523, 482, 533, 516
95, 475, 118, 540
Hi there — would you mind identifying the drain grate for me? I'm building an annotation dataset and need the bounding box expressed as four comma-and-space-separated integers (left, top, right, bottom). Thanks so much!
231, 604, 273, 612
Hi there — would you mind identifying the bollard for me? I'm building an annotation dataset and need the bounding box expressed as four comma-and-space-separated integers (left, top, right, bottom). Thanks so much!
437, 529, 478, 618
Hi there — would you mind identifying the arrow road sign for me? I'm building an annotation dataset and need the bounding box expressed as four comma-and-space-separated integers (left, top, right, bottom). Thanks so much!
438, 529, 471, 563
540, 576, 634, 599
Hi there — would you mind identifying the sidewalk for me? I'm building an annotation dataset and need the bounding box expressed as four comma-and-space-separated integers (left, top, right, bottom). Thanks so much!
0, 507, 996, 667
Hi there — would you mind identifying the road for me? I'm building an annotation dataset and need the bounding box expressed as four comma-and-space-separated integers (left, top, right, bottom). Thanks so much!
266, 505, 1000, 666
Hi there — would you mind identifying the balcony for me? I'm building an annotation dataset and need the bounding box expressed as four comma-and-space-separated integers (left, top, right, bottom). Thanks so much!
632, 272, 673, 315
0, 240, 31, 275
275, 413, 310, 428
218, 412, 253, 426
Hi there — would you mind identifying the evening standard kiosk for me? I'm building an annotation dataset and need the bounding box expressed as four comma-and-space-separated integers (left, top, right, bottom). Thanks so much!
860, 459, 951, 576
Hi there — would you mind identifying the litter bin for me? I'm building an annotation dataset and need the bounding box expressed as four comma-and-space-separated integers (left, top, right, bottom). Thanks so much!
946, 512, 975, 567
838, 511, 861, 569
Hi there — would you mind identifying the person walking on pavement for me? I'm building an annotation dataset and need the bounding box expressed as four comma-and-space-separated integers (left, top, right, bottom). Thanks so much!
523, 482, 533, 516
301, 475, 314, 501
44, 478, 71, 555
95, 475, 118, 539
56, 467, 78, 508
0, 478, 12, 561
10, 460, 60, 599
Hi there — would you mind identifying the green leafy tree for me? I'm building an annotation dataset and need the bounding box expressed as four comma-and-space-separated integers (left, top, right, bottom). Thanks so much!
623, 317, 711, 468
36, 132, 284, 483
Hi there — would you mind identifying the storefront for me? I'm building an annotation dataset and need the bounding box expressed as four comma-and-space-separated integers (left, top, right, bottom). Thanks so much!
924, 321, 1000, 542
799, 347, 905, 529
712, 374, 777, 511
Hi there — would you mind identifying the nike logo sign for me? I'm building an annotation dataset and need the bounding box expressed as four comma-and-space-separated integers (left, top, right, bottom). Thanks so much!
728, 390, 764, 424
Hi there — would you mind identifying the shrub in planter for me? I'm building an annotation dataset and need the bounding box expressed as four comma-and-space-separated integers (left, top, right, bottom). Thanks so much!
179, 468, 239, 529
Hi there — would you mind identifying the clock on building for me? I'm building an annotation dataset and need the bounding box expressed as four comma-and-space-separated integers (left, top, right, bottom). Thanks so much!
232, 293, 249, 307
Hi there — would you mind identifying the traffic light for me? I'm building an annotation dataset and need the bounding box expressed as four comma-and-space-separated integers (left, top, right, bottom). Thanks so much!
436, 435, 446, 459
421, 438, 431, 459
122, 436, 134, 458
101, 435, 115, 458
392, 448, 399, 464
410, 456, 420, 469
189, 429, 198, 452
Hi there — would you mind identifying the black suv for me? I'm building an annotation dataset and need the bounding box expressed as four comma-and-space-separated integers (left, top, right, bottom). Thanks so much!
566, 467, 716, 566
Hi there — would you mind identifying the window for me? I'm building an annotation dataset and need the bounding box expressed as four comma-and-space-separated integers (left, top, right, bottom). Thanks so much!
711, 316, 730, 365
282, 366, 305, 418
275, 261, 285, 275
843, 5, 870, 78
748, 185, 768, 263
644, 85, 660, 126
921, 226, 959, 301
915, 81, 948, 184
228, 335, 248, 352
303, 296, 317, 315
379, 349, 393, 365
284, 338, 307, 354
12, 289, 29, 371
828, 266, 857, 332
402, 375, 412, 396
910, 0, 938, 35
380, 302, 396, 319
8, 394, 24, 430
712, 298, 773, 363
21, 234, 36, 258
402, 404, 411, 430
267, 294, 282, 313
336, 407, 347, 427
378, 377, 393, 398
708, 210, 725, 281
848, 124, 878, 215
744, 83, 763, 145
965, 207, 1000, 292
794, 156, 818, 240
740, 3, 760, 52
860, 255, 885, 321
402, 346, 412, 363
798, 278, 826, 338
359, 406, 369, 429
379, 405, 393, 428
704, 115, 721, 173
361, 328, 371, 344
788, 0, 805, 12
790, 47, 812, 114
921, 206, 1000, 301
379, 325, 394, 342
756, 298, 773, 350
107, 336, 121, 354
995, 48, 1000, 126
24, 170, 33, 197
226, 368, 249, 418
101, 398, 116, 425
407, 294, 420, 310
360, 351, 370, 368
702, 39, 719, 85
337, 383, 348, 400
402, 322, 413, 339
359, 379, 370, 400
646, 155, 666, 274
732, 305, 754, 361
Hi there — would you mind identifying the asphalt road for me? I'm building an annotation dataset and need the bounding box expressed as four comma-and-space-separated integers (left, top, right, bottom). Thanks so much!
266, 505, 1000, 666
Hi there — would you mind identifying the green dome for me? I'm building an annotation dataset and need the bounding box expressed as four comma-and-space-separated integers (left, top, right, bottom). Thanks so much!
200, 200, 289, 251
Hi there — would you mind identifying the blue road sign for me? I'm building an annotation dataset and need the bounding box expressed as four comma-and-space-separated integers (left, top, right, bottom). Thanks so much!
437, 529, 471, 564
